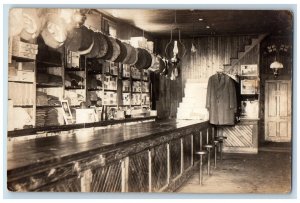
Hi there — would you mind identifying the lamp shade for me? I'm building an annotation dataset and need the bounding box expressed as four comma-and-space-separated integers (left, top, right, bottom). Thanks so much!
270, 61, 284, 69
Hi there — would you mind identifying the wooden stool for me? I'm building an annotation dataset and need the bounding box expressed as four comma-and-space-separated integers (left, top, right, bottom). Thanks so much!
195, 151, 207, 185
203, 144, 213, 175
217, 136, 227, 160
213, 140, 219, 169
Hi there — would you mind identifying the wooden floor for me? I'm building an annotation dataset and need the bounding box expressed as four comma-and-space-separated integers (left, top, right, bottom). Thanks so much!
177, 143, 292, 194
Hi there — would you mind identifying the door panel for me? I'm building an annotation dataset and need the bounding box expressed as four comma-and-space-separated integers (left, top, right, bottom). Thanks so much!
265, 80, 291, 142
267, 122, 277, 137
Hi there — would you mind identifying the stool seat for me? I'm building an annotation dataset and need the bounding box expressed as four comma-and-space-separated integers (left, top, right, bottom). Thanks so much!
217, 136, 227, 140
195, 151, 207, 155
213, 140, 219, 144
204, 144, 213, 149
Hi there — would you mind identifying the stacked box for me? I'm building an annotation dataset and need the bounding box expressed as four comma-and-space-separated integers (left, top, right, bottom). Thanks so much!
66, 51, 80, 68
103, 92, 117, 105
122, 93, 131, 105
12, 37, 38, 60
132, 93, 141, 105
110, 64, 118, 75
132, 81, 141, 92
122, 80, 131, 92
142, 93, 150, 105
142, 81, 149, 92
131, 66, 141, 79
123, 64, 131, 78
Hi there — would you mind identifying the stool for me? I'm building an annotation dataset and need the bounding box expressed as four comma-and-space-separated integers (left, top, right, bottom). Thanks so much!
203, 144, 213, 175
195, 151, 207, 185
213, 140, 219, 169
216, 136, 227, 160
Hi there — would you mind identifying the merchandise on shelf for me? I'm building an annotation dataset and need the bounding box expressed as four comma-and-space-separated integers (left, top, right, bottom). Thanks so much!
122, 80, 131, 92
64, 89, 85, 106
122, 64, 131, 78
122, 93, 131, 105
66, 51, 80, 68
9, 62, 35, 82
132, 93, 142, 105
132, 81, 141, 92
11, 37, 38, 60
131, 66, 141, 79
142, 81, 149, 92
8, 82, 35, 106
110, 63, 118, 75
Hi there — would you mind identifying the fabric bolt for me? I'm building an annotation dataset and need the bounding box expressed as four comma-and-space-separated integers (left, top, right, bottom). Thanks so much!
206, 73, 237, 125
36, 91, 48, 106
37, 73, 63, 86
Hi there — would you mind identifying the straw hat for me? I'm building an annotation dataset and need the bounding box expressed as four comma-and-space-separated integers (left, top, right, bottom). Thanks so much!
20, 8, 43, 41
40, 13, 68, 49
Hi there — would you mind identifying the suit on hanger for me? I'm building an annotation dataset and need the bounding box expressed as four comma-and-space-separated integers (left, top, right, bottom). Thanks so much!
206, 73, 237, 125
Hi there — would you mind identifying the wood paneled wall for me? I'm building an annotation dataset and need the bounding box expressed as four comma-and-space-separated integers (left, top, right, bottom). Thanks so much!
155, 35, 259, 119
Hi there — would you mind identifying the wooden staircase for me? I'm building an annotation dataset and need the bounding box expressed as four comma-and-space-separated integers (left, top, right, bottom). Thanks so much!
224, 34, 268, 75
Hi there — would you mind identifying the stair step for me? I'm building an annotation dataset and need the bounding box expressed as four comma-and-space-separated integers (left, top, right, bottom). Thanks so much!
238, 51, 245, 59
245, 45, 252, 51
251, 38, 258, 45
230, 58, 239, 65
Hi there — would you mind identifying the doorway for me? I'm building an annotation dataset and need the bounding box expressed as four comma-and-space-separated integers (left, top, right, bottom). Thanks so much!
264, 80, 291, 142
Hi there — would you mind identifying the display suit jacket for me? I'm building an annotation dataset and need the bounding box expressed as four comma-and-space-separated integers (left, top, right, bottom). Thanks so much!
206, 73, 237, 125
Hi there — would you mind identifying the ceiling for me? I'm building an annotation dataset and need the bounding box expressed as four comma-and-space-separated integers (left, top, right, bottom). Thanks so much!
99, 9, 293, 38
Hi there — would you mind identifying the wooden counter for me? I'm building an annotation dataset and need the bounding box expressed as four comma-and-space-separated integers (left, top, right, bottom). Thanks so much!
7, 119, 212, 192
223, 119, 259, 154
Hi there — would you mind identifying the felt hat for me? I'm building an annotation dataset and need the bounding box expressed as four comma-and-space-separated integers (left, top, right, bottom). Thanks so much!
100, 34, 113, 60
96, 33, 109, 58
86, 32, 108, 58
20, 8, 44, 41
40, 13, 68, 49
77, 26, 94, 55
123, 43, 138, 65
108, 37, 121, 62
114, 39, 127, 63
135, 48, 152, 70
64, 26, 82, 52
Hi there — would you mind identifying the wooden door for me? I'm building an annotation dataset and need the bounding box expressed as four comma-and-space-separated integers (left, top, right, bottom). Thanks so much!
265, 80, 291, 142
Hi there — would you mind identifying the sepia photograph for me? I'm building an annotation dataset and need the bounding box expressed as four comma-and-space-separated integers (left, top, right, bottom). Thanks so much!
5, 3, 294, 197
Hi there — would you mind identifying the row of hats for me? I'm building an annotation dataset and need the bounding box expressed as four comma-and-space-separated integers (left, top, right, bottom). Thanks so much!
9, 8, 167, 72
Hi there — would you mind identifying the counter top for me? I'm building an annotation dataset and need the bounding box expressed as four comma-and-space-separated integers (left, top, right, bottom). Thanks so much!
7, 119, 208, 173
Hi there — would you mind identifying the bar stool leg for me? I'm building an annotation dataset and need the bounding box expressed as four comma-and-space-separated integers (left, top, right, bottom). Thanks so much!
220, 141, 223, 160
199, 154, 203, 185
207, 148, 211, 175
214, 143, 217, 169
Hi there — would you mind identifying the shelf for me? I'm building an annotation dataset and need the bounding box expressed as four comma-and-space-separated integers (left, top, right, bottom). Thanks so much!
122, 77, 130, 79
36, 105, 62, 108
12, 55, 35, 62
132, 92, 142, 94
37, 84, 63, 88
65, 86, 85, 90
88, 88, 102, 91
104, 89, 117, 92
8, 80, 33, 84
65, 68, 85, 71
13, 105, 33, 108
36, 60, 62, 68
131, 78, 141, 81
122, 91, 131, 93
88, 70, 102, 75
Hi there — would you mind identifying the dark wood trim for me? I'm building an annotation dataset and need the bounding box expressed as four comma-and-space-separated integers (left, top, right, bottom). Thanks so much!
7, 116, 157, 137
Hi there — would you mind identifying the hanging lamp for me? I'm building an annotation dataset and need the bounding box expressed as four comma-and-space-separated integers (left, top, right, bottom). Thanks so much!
165, 10, 186, 66
191, 10, 197, 53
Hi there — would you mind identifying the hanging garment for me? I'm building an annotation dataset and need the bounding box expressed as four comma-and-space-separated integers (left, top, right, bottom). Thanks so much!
206, 73, 237, 125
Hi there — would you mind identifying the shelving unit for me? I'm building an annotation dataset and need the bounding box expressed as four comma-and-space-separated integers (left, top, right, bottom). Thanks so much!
239, 64, 260, 119
8, 37, 37, 130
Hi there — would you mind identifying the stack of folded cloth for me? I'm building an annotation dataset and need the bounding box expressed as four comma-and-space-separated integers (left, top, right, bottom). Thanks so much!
65, 73, 84, 87
37, 73, 63, 86
45, 108, 60, 126
36, 109, 47, 127
87, 75, 97, 89
36, 91, 48, 106
47, 94, 61, 106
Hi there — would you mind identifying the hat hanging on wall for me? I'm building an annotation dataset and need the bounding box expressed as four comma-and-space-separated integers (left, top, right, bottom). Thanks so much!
20, 8, 44, 41
41, 13, 68, 49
